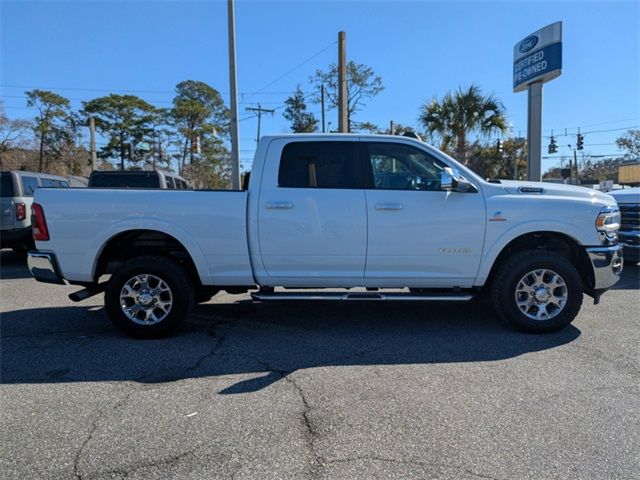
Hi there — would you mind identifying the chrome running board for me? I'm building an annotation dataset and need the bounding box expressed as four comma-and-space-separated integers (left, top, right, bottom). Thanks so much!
251, 291, 474, 302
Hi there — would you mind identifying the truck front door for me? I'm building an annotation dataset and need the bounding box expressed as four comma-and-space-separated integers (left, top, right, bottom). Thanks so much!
362, 141, 486, 287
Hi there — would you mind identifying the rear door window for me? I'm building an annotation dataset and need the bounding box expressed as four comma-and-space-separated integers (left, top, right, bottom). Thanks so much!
20, 176, 40, 196
1, 173, 14, 197
278, 141, 362, 188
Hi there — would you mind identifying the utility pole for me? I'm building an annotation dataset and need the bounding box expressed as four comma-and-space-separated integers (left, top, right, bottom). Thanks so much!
246, 103, 275, 145
526, 82, 543, 181
321, 85, 326, 133
389, 120, 394, 135
89, 116, 97, 171
227, 0, 241, 189
338, 31, 348, 133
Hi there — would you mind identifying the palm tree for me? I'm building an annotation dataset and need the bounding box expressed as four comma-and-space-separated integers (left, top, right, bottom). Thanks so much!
419, 85, 508, 165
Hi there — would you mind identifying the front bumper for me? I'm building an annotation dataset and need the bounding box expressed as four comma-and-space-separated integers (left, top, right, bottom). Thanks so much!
585, 244, 623, 290
27, 251, 65, 285
618, 230, 640, 262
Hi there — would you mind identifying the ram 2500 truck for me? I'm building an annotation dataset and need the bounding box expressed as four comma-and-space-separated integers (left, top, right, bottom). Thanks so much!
27, 134, 623, 338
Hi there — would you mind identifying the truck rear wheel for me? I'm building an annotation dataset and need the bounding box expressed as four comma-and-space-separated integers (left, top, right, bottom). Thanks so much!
491, 250, 583, 333
104, 255, 194, 338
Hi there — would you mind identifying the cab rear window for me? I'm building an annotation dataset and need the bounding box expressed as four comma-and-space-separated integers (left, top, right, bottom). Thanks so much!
0, 173, 14, 197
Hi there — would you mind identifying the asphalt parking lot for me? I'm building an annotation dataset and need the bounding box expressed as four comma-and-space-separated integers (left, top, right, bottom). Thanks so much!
1, 250, 639, 480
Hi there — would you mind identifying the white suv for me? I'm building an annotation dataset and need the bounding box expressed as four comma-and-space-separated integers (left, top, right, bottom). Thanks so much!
1, 170, 72, 253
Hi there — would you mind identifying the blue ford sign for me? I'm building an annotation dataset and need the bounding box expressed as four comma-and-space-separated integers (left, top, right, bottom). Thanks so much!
513, 22, 562, 92
518, 35, 539, 54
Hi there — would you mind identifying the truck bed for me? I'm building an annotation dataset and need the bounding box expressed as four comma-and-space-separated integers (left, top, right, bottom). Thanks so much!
34, 188, 254, 285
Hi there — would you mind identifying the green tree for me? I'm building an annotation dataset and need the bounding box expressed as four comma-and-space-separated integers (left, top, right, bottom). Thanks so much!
82, 94, 157, 170
171, 80, 229, 172
350, 121, 381, 134
418, 85, 508, 165
615, 129, 640, 160
181, 134, 231, 188
310, 61, 384, 131
283, 86, 318, 133
469, 137, 527, 180
25, 89, 74, 172
350, 121, 419, 136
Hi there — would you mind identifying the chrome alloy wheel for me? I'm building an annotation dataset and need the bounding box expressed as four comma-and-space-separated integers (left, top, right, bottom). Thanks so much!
119, 274, 173, 325
514, 269, 568, 321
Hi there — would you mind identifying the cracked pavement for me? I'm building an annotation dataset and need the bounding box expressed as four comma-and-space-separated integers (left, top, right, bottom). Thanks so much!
1, 250, 639, 479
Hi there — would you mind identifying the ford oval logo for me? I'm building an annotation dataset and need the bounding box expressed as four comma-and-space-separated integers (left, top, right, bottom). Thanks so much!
519, 35, 539, 53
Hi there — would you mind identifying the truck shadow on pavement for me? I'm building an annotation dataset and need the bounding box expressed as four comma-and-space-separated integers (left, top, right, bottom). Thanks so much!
0, 301, 581, 393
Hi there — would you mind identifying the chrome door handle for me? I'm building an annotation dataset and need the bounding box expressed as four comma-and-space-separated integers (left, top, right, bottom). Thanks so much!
266, 201, 293, 210
375, 203, 403, 211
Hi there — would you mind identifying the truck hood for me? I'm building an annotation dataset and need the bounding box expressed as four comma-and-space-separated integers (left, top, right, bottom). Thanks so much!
609, 187, 640, 205
496, 180, 616, 206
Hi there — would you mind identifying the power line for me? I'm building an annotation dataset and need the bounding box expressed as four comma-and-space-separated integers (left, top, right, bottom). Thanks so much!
542, 153, 625, 158
242, 41, 336, 102
546, 117, 640, 133
544, 124, 638, 139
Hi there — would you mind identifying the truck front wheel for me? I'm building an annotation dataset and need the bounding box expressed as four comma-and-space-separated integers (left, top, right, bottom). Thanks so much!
491, 250, 583, 333
104, 255, 194, 338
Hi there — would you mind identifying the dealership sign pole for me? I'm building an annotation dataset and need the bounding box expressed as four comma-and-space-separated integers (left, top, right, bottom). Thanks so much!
513, 21, 562, 181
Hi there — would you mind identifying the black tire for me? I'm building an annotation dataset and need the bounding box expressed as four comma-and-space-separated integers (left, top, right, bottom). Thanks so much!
104, 255, 194, 338
491, 250, 583, 333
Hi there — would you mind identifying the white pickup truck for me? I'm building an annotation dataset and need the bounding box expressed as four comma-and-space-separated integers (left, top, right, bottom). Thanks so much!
27, 134, 623, 338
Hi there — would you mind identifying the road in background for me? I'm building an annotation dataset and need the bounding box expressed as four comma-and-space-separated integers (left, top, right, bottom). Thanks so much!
1, 250, 638, 479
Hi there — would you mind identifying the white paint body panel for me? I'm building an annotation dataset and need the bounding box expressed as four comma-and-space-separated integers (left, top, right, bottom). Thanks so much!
35, 134, 618, 289
364, 189, 485, 287
34, 188, 253, 285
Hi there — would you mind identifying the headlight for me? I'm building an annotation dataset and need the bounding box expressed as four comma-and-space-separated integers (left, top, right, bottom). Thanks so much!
595, 206, 620, 244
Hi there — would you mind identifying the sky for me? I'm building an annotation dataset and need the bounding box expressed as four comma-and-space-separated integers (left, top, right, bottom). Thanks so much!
1, 0, 639, 173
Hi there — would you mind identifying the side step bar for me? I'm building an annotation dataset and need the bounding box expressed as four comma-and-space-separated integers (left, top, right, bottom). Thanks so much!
251, 291, 474, 302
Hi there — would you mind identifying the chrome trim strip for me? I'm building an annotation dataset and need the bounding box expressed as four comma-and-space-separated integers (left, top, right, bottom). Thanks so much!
27, 251, 65, 285
585, 245, 623, 290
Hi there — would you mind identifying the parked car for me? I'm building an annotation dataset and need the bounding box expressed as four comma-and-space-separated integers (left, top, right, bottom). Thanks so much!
88, 170, 189, 189
610, 187, 640, 263
27, 134, 623, 338
1, 170, 72, 253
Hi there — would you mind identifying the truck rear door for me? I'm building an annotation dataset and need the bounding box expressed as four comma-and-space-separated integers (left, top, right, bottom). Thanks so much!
256, 138, 368, 284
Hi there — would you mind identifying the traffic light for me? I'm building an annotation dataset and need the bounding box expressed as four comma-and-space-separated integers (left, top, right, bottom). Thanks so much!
548, 136, 558, 154
496, 139, 503, 154
576, 133, 584, 150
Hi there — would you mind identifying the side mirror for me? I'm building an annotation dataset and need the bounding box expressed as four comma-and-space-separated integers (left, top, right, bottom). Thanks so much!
441, 167, 474, 193
440, 168, 454, 191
